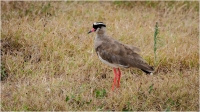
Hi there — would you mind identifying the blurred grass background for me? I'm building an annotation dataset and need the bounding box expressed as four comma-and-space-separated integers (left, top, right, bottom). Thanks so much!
1, 1, 199, 111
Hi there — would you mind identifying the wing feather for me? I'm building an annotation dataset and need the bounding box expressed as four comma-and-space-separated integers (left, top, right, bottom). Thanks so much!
96, 41, 148, 69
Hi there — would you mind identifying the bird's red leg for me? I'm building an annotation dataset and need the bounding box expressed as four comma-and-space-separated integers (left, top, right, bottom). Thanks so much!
112, 68, 118, 91
117, 68, 121, 88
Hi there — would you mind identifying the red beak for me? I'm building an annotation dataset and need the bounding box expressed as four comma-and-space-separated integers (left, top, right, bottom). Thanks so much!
88, 28, 95, 34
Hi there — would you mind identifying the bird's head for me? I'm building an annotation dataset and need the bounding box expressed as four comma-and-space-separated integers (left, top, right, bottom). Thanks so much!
88, 22, 106, 34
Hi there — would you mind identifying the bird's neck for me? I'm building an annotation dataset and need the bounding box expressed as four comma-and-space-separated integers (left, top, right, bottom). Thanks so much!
97, 32, 106, 37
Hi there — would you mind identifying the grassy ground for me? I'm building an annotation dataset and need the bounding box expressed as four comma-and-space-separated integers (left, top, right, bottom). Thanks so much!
1, 1, 199, 111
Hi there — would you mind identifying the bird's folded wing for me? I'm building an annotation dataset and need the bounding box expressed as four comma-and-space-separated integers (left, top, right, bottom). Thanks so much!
97, 49, 130, 68
96, 41, 152, 69
126, 44, 141, 53
97, 46, 147, 69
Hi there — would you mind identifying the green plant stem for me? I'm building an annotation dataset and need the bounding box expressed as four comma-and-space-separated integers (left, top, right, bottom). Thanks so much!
154, 22, 158, 66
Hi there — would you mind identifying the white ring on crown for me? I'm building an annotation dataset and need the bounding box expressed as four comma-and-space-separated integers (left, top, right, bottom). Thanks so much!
94, 22, 103, 25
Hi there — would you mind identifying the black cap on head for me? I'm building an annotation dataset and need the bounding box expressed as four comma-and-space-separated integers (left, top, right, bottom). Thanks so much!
93, 22, 106, 29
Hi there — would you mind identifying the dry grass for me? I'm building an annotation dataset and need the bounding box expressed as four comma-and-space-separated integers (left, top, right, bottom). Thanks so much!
1, 1, 199, 111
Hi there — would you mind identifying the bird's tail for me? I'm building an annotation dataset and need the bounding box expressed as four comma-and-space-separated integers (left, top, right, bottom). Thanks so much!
141, 65, 154, 75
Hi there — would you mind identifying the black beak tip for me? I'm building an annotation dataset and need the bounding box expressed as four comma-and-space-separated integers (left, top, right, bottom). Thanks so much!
88, 31, 92, 34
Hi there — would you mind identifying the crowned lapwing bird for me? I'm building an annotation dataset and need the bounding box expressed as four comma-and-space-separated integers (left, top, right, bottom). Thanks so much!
88, 22, 154, 91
